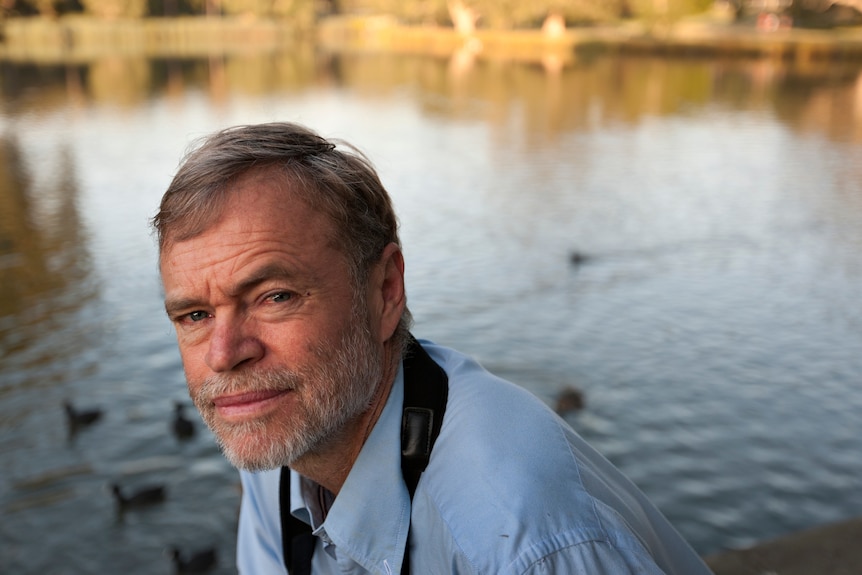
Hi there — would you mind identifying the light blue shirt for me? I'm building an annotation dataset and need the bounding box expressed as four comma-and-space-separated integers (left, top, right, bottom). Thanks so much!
237, 340, 713, 574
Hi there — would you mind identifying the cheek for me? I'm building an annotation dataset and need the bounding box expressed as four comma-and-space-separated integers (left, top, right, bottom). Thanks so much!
182, 364, 199, 392
179, 347, 207, 389
175, 324, 210, 352
258, 323, 314, 361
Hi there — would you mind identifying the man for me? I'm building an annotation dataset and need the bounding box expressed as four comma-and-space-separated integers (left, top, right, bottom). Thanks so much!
153, 122, 713, 574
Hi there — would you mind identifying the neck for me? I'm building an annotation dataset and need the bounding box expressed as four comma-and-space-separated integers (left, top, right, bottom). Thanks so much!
290, 341, 401, 495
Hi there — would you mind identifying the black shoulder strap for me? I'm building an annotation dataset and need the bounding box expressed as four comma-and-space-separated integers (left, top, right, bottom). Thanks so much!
278, 473, 314, 574
400, 336, 448, 498
279, 335, 448, 574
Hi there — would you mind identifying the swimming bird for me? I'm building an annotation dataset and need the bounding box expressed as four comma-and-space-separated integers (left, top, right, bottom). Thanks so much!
171, 402, 195, 440
64, 401, 103, 429
111, 483, 166, 510
168, 546, 217, 573
568, 250, 590, 267
554, 386, 585, 415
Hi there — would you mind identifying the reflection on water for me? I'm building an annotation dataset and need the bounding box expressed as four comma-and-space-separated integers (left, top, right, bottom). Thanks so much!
3, 48, 862, 143
1, 45, 862, 573
0, 134, 98, 387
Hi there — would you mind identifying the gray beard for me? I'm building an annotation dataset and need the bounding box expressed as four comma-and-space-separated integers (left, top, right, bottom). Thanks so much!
190, 312, 384, 471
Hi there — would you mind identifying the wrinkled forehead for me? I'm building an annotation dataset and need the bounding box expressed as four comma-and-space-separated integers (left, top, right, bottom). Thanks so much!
158, 166, 325, 255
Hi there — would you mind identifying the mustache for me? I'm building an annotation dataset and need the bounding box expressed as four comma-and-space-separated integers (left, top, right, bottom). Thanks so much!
195, 368, 302, 405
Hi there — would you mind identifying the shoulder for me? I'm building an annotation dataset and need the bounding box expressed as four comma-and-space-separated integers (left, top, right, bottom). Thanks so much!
412, 340, 709, 575
414, 342, 630, 568
422, 340, 556, 428
422, 339, 576, 470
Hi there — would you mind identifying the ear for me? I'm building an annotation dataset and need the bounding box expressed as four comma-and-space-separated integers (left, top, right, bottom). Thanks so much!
371, 242, 406, 343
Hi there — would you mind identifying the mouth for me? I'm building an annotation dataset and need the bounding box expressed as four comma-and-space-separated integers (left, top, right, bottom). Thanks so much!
211, 389, 292, 421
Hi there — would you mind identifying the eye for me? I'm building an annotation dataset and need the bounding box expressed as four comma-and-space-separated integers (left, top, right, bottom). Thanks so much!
186, 310, 211, 322
270, 292, 293, 303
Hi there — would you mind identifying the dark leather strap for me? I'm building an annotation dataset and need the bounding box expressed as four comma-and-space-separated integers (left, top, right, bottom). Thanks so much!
280, 336, 448, 574
400, 336, 448, 499
279, 473, 314, 574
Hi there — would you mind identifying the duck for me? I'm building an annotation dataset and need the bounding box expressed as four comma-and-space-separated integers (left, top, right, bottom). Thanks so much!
568, 250, 590, 267
554, 386, 585, 415
171, 402, 195, 440
168, 546, 217, 573
64, 401, 103, 428
111, 483, 166, 510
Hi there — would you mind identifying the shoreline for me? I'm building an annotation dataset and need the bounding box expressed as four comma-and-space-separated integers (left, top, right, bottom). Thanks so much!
316, 14, 862, 62
704, 516, 862, 575
0, 14, 861, 63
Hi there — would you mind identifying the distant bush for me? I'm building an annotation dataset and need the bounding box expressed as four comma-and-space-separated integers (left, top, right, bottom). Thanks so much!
1, 0, 715, 23
219, 0, 316, 23
333, 0, 713, 29
80, 0, 148, 17
1, 0, 83, 17
627, 0, 714, 25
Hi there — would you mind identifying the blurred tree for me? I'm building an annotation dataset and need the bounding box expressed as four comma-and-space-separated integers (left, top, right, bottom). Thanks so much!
0, 0, 714, 23
80, 0, 148, 17
550, 0, 628, 24
469, 0, 529, 28
147, 0, 204, 16
2, 0, 83, 16
311, 0, 631, 28
218, 0, 315, 23
627, 0, 713, 28
183, 0, 223, 16
357, 0, 450, 25
33, 0, 58, 16
450, 0, 628, 30
789, 0, 862, 28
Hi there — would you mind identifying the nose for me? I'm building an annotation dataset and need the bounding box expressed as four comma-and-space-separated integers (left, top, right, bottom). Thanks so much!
204, 314, 264, 373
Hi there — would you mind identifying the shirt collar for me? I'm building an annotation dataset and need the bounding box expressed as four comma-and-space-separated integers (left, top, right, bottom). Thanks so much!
291, 362, 411, 573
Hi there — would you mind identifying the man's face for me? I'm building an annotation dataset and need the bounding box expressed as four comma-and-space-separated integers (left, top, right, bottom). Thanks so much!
159, 171, 383, 471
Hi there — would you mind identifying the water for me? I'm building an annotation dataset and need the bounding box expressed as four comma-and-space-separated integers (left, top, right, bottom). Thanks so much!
1, 48, 862, 573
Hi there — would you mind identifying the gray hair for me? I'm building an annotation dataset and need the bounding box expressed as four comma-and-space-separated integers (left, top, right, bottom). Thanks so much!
151, 121, 412, 350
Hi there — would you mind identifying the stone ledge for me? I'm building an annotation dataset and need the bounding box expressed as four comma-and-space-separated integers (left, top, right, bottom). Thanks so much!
705, 516, 862, 575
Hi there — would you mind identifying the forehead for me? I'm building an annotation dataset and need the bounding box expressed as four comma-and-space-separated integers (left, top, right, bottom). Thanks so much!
165, 166, 331, 244
162, 162, 299, 232
222, 170, 322, 231
159, 169, 342, 274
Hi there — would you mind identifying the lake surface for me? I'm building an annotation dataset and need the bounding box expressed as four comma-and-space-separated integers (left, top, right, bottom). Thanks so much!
1, 45, 862, 573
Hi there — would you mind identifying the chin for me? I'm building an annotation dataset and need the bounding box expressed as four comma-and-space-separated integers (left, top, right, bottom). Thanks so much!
214, 422, 300, 472
221, 439, 292, 472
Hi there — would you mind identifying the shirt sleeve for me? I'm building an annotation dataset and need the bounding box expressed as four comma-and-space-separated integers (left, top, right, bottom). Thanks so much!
236, 469, 287, 574
519, 539, 669, 575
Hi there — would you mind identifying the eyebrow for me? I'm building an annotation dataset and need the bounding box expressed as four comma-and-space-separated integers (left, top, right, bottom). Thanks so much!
226, 262, 300, 298
163, 262, 301, 317
164, 296, 205, 318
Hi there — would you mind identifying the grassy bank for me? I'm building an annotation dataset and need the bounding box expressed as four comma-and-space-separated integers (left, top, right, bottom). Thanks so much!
2, 14, 862, 63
